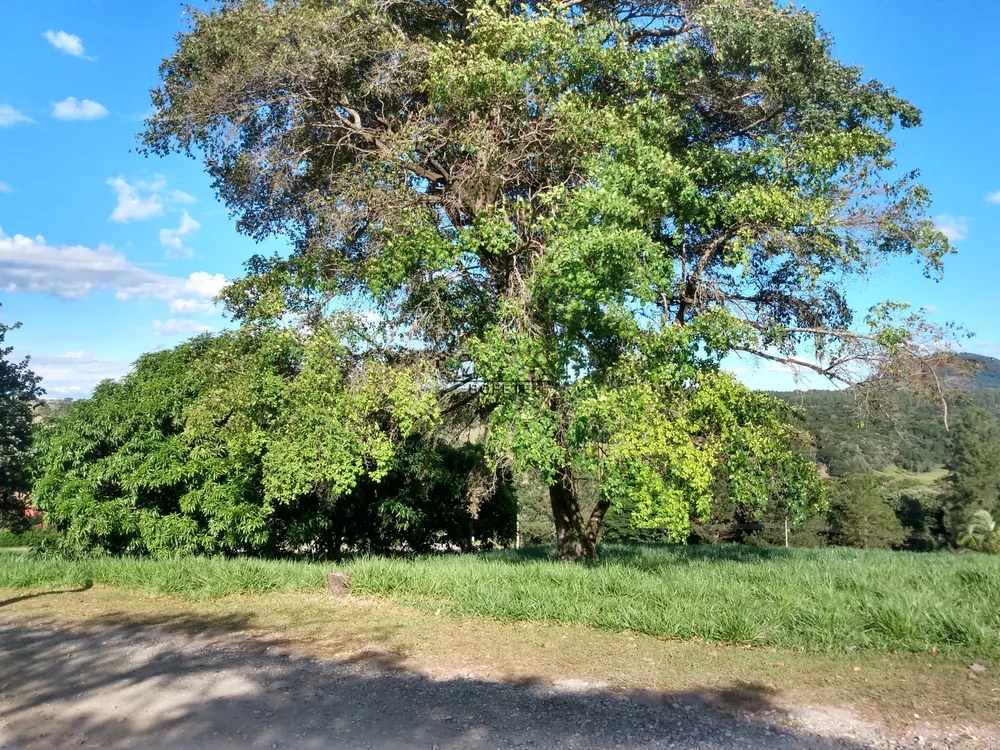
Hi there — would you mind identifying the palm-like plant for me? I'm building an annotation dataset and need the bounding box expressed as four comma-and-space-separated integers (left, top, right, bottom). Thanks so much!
958, 510, 999, 553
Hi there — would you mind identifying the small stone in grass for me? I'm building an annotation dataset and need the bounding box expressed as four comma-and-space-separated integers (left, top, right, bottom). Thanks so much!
969, 663, 986, 673
327, 572, 354, 597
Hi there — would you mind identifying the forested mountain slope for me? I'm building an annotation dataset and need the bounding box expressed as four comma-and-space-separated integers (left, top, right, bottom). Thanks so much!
771, 354, 1000, 476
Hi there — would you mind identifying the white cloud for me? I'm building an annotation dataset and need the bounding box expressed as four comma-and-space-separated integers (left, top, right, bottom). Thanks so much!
181, 271, 227, 299
0, 105, 33, 126
26, 351, 131, 398
52, 97, 109, 121
933, 215, 969, 243
986, 191, 1000, 205
107, 177, 163, 221
0, 226, 226, 304
107, 175, 194, 223
159, 211, 201, 258
152, 319, 215, 336
42, 30, 91, 59
169, 298, 215, 315
0, 182, 11, 194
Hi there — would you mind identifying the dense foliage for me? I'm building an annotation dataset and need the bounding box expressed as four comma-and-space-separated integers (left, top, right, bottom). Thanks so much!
141, 0, 951, 558
33, 329, 514, 557
0, 306, 43, 532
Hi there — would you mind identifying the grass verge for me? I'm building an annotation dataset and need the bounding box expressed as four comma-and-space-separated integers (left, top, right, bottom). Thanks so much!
1, 544, 999, 657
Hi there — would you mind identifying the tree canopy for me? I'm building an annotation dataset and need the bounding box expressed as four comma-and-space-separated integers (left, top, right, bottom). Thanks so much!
143, 0, 951, 558
0, 306, 43, 531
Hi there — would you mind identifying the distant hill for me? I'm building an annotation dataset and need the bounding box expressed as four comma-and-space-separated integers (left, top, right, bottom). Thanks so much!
771, 353, 1000, 476
32, 398, 75, 423
954, 353, 1000, 389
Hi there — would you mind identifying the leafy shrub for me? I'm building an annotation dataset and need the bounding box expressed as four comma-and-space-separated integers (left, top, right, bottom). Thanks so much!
33, 327, 513, 557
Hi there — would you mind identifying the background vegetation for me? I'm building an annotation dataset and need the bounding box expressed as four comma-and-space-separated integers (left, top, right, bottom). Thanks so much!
12, 343, 1000, 558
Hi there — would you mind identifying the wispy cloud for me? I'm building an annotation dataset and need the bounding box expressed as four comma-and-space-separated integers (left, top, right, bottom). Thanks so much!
152, 318, 215, 336
933, 215, 969, 243
0, 105, 33, 127
0, 182, 12, 194
169, 189, 196, 204
26, 351, 132, 398
107, 175, 194, 223
159, 211, 201, 258
0, 226, 225, 303
986, 191, 1000, 205
974, 340, 1000, 356
168, 298, 215, 315
42, 30, 93, 60
52, 97, 109, 121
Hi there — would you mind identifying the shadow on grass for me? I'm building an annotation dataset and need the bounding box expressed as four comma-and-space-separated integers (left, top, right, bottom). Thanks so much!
0, 621, 877, 750
0, 582, 93, 608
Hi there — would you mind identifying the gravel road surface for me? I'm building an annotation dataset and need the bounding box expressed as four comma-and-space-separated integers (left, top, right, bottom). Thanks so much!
0, 621, 989, 749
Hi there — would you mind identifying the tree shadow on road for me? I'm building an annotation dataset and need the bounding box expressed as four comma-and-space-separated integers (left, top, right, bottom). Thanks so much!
0, 621, 885, 750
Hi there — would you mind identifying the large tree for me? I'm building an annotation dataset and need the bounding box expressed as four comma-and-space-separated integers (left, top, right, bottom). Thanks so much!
144, 0, 951, 559
0, 306, 43, 531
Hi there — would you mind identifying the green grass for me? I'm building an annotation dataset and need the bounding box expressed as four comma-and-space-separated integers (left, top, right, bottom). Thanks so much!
0, 554, 326, 598
3, 544, 999, 657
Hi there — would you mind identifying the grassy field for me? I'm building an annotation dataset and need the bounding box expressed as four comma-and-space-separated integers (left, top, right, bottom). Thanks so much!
2, 545, 999, 657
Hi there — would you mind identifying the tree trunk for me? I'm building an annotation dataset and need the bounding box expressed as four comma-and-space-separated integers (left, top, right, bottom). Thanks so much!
549, 466, 598, 561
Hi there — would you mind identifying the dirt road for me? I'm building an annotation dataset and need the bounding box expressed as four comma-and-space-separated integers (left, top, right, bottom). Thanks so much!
0, 618, 992, 750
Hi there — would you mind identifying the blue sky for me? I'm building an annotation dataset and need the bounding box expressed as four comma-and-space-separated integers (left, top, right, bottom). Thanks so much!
1, 0, 998, 397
